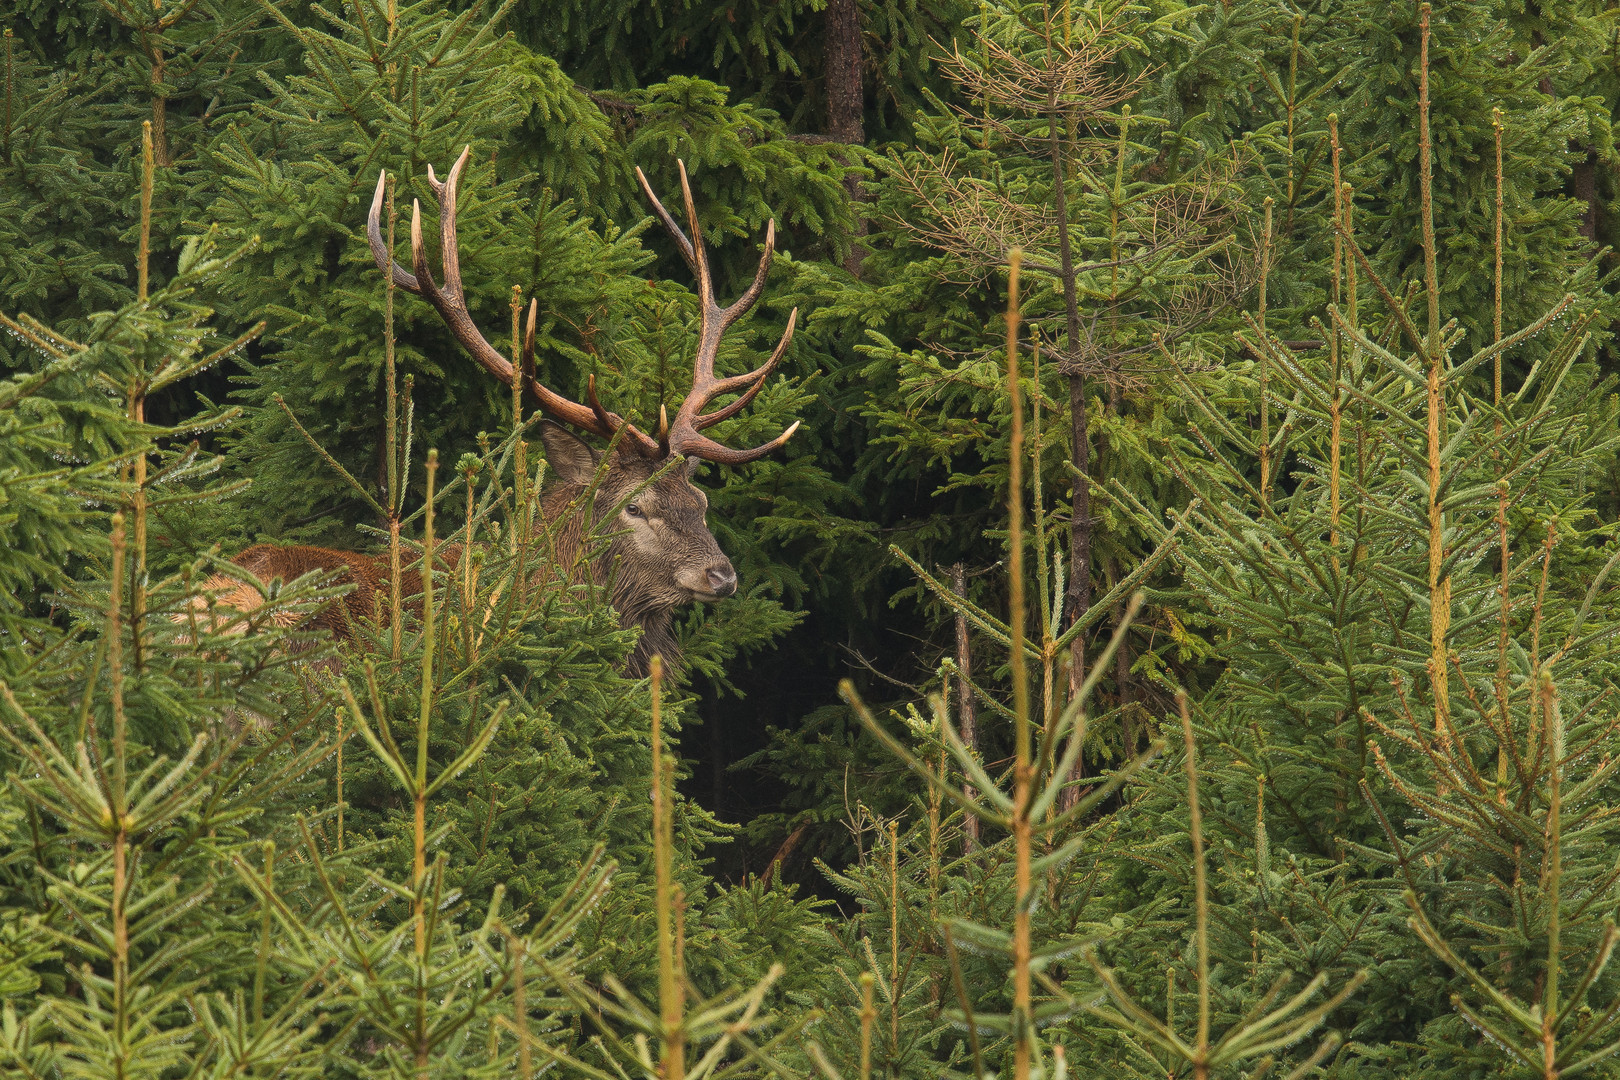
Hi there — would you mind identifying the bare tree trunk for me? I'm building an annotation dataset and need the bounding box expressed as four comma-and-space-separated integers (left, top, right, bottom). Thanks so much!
824, 0, 866, 276
1573, 148, 1598, 240
1049, 85, 1092, 812
950, 564, 980, 853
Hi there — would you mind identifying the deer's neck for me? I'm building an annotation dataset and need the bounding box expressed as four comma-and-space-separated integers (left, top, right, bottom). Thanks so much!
539, 482, 681, 676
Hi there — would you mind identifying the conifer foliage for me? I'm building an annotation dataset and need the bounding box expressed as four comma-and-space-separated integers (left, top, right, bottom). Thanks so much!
9, 2, 1620, 1078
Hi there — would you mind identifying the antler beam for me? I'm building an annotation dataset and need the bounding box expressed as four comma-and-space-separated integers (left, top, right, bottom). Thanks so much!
635, 161, 800, 465
367, 150, 799, 465
367, 148, 661, 456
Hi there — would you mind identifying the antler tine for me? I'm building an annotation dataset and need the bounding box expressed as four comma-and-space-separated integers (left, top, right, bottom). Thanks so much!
408, 199, 441, 303
694, 307, 797, 430
367, 170, 421, 292
520, 298, 538, 386
636, 160, 799, 464
635, 165, 698, 275
435, 146, 473, 302
718, 217, 776, 334
677, 160, 715, 318
585, 375, 619, 433
671, 421, 801, 467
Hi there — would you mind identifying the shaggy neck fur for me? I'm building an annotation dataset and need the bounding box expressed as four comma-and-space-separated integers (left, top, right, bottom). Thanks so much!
538, 481, 680, 677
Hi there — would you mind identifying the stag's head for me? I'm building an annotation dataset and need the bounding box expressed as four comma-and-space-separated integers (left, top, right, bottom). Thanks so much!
366, 150, 798, 615
537, 421, 737, 603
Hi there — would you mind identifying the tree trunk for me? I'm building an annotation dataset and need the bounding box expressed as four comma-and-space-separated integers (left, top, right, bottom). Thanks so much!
1573, 147, 1597, 240
824, 0, 866, 276
1049, 83, 1092, 811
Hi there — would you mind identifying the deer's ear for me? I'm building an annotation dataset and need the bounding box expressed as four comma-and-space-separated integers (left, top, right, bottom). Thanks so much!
684, 455, 704, 480
539, 421, 599, 484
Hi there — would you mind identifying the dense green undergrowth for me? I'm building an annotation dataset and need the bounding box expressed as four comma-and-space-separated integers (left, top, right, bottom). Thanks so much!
9, 1, 1620, 1077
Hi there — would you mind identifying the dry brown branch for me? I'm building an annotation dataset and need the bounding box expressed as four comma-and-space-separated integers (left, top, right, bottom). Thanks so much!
936, 23, 1142, 123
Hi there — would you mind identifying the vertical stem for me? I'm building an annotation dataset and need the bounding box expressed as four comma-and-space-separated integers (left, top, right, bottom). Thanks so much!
390, 516, 403, 662
106, 513, 130, 1076
385, 177, 403, 662
1497, 482, 1511, 797
889, 819, 900, 1048
674, 884, 686, 1009
138, 122, 153, 303
1492, 110, 1506, 783
1329, 118, 1344, 555
951, 563, 980, 853
1491, 107, 1508, 785
412, 456, 438, 1080
1345, 184, 1358, 328
1034, 4, 1092, 713
146, 30, 168, 167
858, 972, 876, 1080
1326, 121, 1354, 837
130, 122, 156, 673
3, 29, 13, 158
651, 656, 684, 1080
336, 707, 345, 851
113, 831, 128, 1076
1107, 108, 1131, 422
385, 175, 399, 504
1329, 115, 1343, 311
464, 467, 477, 662
928, 746, 943, 924
1258, 197, 1274, 506
109, 514, 128, 812
1180, 694, 1210, 1077
1046, 78, 1091, 707
1253, 776, 1266, 975
1165, 966, 1175, 1044
510, 287, 527, 566
1493, 108, 1505, 403
1541, 672, 1562, 1078
513, 936, 532, 1080
414, 450, 438, 961
254, 842, 274, 1025
1285, 16, 1301, 206
1006, 252, 1035, 1080
1418, 5, 1440, 352
1008, 252, 1028, 755
979, 1, 991, 151
1030, 330, 1057, 733
1417, 5, 1449, 738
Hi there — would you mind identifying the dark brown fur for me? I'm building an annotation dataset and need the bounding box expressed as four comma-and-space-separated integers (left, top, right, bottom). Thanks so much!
535, 423, 735, 674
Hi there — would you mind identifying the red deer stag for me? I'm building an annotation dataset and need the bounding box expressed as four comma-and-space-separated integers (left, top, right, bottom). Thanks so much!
192, 150, 799, 676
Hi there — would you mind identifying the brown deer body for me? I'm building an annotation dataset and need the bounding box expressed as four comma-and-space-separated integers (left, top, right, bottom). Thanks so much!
192, 152, 797, 676
187, 543, 449, 639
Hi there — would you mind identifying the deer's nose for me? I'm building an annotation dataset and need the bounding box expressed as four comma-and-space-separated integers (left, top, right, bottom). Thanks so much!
706, 562, 738, 598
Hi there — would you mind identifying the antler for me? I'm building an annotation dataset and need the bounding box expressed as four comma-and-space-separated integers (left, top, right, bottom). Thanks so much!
368, 149, 798, 465
635, 160, 800, 465
366, 148, 662, 456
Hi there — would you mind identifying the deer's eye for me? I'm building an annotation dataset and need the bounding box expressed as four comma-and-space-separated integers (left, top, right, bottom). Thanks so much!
625, 504, 644, 518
